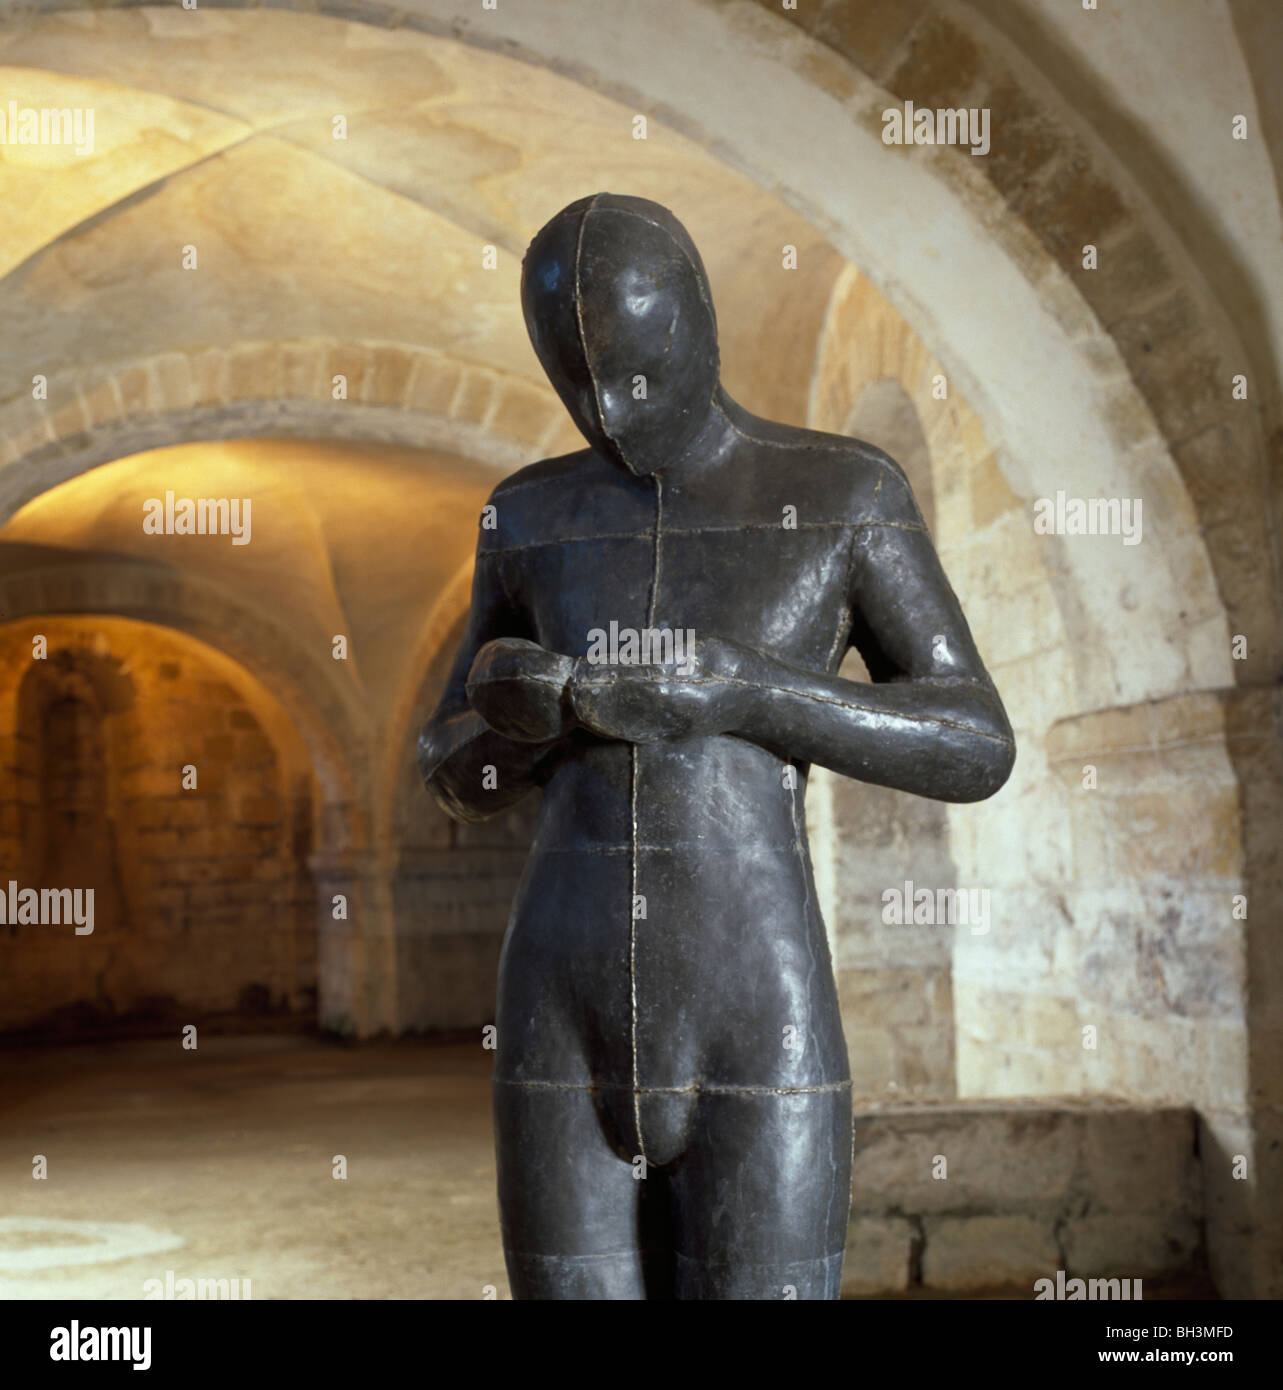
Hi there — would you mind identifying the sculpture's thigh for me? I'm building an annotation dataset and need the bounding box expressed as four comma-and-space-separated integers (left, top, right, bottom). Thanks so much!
493, 1081, 656, 1299
669, 1088, 853, 1300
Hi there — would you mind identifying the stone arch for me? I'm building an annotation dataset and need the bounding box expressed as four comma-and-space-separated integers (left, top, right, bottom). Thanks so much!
753, 0, 1277, 690
0, 558, 365, 826
256, 0, 1270, 688
0, 0, 1268, 692
0, 340, 562, 525
1, 3, 1259, 701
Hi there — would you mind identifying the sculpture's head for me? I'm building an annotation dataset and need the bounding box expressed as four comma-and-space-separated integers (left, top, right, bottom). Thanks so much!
521, 193, 721, 477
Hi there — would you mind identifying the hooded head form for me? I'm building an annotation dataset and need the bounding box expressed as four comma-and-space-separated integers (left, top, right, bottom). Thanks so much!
521, 193, 721, 477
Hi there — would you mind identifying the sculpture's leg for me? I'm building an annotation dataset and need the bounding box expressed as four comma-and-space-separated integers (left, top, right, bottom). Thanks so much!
668, 1088, 853, 1300
494, 1080, 670, 1299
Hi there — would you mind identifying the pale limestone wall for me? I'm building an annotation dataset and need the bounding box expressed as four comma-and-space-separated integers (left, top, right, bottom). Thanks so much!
0, 617, 316, 1033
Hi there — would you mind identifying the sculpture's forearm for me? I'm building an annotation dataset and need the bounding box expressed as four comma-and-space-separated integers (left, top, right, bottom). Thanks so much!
717, 647, 1015, 803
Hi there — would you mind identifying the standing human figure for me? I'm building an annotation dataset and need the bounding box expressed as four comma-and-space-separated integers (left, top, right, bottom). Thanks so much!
421, 193, 1015, 1299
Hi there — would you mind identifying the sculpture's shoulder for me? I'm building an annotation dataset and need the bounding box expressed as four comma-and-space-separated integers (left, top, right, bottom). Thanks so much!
488, 449, 600, 508
735, 415, 923, 528
481, 449, 639, 552
837, 437, 924, 527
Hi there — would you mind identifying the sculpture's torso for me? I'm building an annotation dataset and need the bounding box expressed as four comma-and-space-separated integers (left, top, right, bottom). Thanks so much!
484, 429, 883, 1163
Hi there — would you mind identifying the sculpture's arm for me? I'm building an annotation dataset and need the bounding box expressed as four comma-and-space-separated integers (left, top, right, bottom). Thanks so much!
418, 542, 571, 824
704, 461, 1015, 804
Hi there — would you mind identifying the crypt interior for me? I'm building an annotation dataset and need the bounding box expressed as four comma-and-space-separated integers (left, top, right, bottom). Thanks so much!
0, 0, 1280, 1299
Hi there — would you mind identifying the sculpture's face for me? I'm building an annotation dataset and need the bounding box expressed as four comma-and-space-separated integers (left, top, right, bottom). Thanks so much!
521, 194, 721, 477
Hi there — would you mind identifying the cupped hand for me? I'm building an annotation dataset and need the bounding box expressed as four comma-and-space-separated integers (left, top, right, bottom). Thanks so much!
567, 636, 750, 743
466, 637, 576, 743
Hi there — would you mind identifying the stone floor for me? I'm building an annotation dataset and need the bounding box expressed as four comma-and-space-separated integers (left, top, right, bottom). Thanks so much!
0, 1034, 504, 1299
0, 1034, 1217, 1300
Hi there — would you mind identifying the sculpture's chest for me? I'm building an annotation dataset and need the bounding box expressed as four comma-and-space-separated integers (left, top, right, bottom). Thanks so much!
497, 493, 854, 669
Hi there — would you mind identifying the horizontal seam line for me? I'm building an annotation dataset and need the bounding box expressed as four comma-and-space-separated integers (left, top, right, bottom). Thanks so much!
494, 1079, 852, 1095
505, 1248, 847, 1264
478, 521, 925, 554
672, 1250, 846, 1268
532, 843, 799, 854
506, 1248, 671, 1262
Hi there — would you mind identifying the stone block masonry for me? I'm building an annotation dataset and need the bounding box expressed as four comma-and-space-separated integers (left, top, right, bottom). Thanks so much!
842, 1100, 1202, 1295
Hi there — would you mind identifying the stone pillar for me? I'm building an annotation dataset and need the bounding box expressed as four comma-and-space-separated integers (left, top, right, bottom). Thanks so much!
311, 844, 399, 1038
1219, 686, 1283, 1299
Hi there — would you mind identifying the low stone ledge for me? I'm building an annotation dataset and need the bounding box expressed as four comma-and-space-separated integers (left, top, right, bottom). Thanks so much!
842, 1098, 1203, 1296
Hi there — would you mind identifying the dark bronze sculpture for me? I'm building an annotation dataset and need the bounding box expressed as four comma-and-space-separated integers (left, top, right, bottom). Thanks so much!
420, 193, 1015, 1299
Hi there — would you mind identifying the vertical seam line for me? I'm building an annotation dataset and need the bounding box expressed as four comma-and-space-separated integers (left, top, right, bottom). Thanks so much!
630, 472, 663, 1164
572, 194, 606, 446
